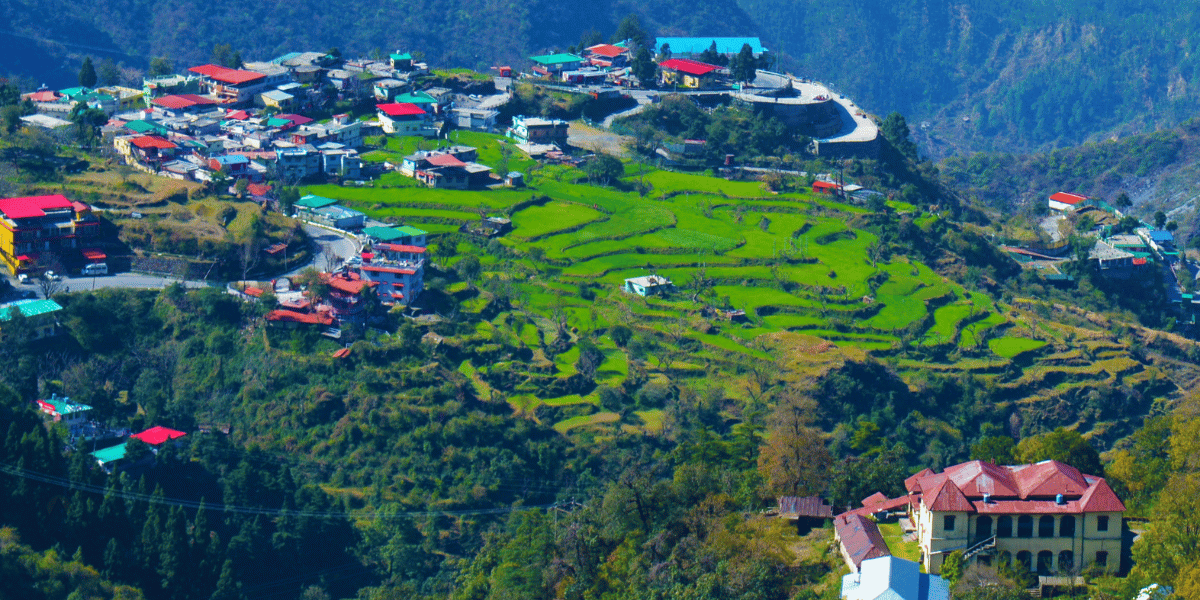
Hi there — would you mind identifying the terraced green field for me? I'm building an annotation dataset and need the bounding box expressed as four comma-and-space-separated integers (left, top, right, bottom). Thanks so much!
302, 143, 1040, 435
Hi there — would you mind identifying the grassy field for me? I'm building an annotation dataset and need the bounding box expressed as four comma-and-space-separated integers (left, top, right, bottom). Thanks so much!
989, 336, 1048, 358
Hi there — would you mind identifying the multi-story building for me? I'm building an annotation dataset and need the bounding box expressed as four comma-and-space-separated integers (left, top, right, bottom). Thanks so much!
188, 64, 278, 104
0, 195, 101, 274
906, 460, 1125, 577
507, 115, 569, 148
360, 242, 425, 306
377, 102, 435, 136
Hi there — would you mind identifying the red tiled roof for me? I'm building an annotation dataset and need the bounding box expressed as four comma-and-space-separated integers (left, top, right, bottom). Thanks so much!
1078, 478, 1126, 512
266, 309, 333, 325
27, 90, 61, 102
189, 64, 266, 85
247, 183, 271, 197
131, 426, 187, 446
778, 495, 833, 519
1050, 192, 1087, 205
923, 477, 974, 512
588, 44, 628, 58
152, 94, 216, 109
376, 243, 426, 254
834, 513, 891, 569
0, 195, 74, 219
660, 58, 720, 76
426, 154, 467, 167
131, 135, 177, 150
377, 102, 426, 117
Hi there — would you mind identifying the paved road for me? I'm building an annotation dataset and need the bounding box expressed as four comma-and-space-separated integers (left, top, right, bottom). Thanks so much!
289, 223, 360, 276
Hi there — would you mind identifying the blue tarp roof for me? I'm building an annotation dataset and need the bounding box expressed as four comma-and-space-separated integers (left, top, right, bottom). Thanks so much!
654, 37, 768, 55
1149, 230, 1174, 243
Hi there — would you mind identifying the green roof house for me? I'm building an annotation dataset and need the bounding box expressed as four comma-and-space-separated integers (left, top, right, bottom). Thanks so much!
92, 443, 127, 466
296, 194, 339, 209
529, 53, 583, 75
36, 393, 91, 424
0, 299, 63, 341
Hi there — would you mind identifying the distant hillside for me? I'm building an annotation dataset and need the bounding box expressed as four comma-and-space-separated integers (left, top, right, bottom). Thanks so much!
734, 0, 1200, 156
939, 118, 1200, 243
0, 0, 758, 86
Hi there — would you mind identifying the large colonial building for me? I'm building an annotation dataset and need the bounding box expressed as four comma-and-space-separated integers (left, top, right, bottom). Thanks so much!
906, 460, 1125, 576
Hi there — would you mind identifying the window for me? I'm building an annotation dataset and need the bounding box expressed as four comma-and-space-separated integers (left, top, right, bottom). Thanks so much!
1017, 515, 1033, 538
1039, 515, 1056, 538
1097, 516, 1110, 532
1037, 550, 1054, 574
1095, 551, 1108, 568
1059, 551, 1074, 572
1059, 515, 1075, 538
944, 515, 956, 531
997, 516, 1013, 538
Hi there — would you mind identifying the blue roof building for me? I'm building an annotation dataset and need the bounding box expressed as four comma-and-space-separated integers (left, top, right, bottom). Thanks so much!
841, 556, 950, 600
654, 37, 768, 56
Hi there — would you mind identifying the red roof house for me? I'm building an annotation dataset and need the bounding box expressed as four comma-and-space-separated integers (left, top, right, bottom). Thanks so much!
189, 64, 267, 85
131, 426, 187, 446
130, 136, 177, 150
0, 195, 74, 220
1048, 192, 1089, 211
377, 102, 426, 117
660, 58, 721, 76
833, 513, 891, 571
588, 44, 629, 58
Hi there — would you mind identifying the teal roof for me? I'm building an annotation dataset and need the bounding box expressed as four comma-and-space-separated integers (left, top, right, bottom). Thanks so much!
390, 53, 413, 61
396, 225, 427, 236
126, 120, 168, 135
0, 299, 62, 320
363, 226, 406, 241
42, 395, 91, 415
395, 92, 436, 104
655, 37, 768, 55
530, 53, 583, 65
92, 443, 127, 465
58, 86, 91, 99
296, 194, 339, 209
266, 117, 292, 127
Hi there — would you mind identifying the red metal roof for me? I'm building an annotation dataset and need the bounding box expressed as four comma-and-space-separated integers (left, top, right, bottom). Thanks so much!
834, 513, 891, 568
225, 110, 250, 120
1132, 258, 1148, 265
0, 195, 74, 219
131, 426, 187, 446
376, 243, 426, 253
152, 94, 216, 109
588, 44, 628, 58
247, 183, 271, 197
942, 460, 1023, 497
28, 91, 61, 102
323, 271, 377, 294
908, 460, 1124, 514
81, 249, 106, 261
924, 477, 974, 512
862, 492, 888, 507
1050, 192, 1087, 205
660, 58, 720, 76
1078, 478, 1126, 512
189, 64, 266, 85
332, 348, 351, 358
266, 309, 333, 325
377, 102, 426, 117
130, 135, 177, 150
361, 265, 416, 275
244, 287, 264, 297
426, 154, 467, 167
813, 181, 840, 190
905, 468, 936, 492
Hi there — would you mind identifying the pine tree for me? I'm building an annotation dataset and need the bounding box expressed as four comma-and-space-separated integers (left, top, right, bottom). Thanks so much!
210, 559, 242, 600
103, 538, 123, 582
78, 57, 98, 88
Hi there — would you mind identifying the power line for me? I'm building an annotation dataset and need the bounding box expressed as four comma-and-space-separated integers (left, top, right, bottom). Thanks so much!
0, 462, 566, 520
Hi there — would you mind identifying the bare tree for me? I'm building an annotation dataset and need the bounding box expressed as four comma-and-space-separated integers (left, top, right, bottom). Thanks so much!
240, 240, 260, 282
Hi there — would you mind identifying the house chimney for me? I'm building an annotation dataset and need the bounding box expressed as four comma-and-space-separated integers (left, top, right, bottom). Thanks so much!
982, 493, 991, 504
1056, 493, 1065, 505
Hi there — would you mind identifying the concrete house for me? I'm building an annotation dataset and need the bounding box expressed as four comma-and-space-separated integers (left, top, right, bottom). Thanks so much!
377, 102, 434, 136
841, 556, 950, 600
660, 58, 722, 89
623, 275, 673, 297
529, 53, 584, 76
507, 115, 568, 147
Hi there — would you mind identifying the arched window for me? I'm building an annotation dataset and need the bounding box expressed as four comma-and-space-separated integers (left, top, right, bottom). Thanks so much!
1037, 550, 1054, 574
1059, 515, 1075, 538
1017, 515, 1033, 538
977, 515, 993, 539
1059, 550, 1074, 572
1039, 515, 1056, 538
997, 516, 1013, 538
1016, 551, 1033, 571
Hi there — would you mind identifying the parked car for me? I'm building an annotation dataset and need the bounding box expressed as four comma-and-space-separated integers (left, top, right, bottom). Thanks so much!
44, 271, 58, 281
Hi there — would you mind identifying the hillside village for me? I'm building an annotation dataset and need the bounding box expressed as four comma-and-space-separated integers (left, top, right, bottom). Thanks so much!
1, 30, 1198, 600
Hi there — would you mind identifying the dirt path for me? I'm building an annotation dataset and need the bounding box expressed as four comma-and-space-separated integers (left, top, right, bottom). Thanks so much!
569, 122, 633, 158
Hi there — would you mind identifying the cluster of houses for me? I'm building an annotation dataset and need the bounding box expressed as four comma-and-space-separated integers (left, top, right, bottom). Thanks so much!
33, 393, 185, 473
256, 219, 428, 334
527, 36, 768, 90
778, 458, 1127, 599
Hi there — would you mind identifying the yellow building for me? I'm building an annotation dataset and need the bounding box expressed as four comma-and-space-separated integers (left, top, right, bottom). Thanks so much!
906, 460, 1125, 577
0, 195, 101, 274
659, 58, 721, 89
97, 86, 147, 111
